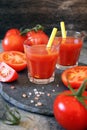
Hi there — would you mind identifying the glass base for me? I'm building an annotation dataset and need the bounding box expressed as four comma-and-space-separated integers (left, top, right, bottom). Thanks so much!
56, 62, 78, 70
28, 73, 55, 84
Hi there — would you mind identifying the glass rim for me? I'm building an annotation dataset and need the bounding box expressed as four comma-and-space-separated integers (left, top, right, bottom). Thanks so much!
24, 40, 60, 48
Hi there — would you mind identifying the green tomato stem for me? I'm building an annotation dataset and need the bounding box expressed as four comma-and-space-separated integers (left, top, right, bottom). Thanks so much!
20, 24, 44, 35
3, 105, 21, 125
67, 79, 87, 109
67, 79, 75, 94
75, 79, 87, 97
32, 24, 44, 32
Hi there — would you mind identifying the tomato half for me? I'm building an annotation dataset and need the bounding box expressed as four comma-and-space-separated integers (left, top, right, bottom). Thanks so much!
0, 62, 18, 82
0, 51, 27, 71
53, 90, 87, 130
61, 66, 87, 89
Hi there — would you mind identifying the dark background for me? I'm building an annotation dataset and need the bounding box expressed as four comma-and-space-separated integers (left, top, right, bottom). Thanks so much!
0, 0, 87, 39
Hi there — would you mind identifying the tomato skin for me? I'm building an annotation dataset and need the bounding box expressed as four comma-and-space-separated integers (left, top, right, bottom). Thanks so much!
0, 51, 27, 71
0, 62, 18, 82
2, 29, 26, 52
61, 66, 87, 89
26, 30, 49, 45
5, 28, 20, 36
53, 90, 87, 130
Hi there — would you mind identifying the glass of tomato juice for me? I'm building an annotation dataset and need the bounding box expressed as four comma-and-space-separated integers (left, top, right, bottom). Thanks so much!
24, 40, 60, 84
55, 31, 84, 70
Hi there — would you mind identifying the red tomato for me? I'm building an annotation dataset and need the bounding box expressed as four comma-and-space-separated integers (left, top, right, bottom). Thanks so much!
61, 66, 87, 89
53, 90, 87, 130
5, 28, 20, 36
26, 30, 49, 45
0, 62, 18, 82
2, 28, 26, 52
0, 51, 27, 71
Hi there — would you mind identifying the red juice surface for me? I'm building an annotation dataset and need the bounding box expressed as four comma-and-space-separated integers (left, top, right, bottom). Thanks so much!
57, 37, 83, 66
25, 45, 58, 79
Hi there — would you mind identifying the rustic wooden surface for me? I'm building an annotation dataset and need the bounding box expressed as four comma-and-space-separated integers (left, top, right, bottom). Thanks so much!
0, 0, 87, 38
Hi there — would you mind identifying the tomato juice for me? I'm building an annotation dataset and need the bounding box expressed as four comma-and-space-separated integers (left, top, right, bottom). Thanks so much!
24, 44, 59, 84
56, 37, 83, 66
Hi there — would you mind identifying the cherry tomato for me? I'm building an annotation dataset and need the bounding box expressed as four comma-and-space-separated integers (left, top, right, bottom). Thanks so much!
26, 30, 49, 45
53, 90, 87, 130
2, 28, 26, 52
0, 62, 18, 82
0, 51, 27, 71
61, 66, 87, 89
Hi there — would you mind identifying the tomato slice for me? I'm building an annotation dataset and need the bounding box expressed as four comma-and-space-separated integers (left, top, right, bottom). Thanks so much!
0, 51, 27, 71
61, 66, 87, 89
0, 62, 18, 82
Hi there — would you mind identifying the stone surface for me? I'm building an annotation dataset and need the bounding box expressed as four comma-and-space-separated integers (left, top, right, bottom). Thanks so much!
0, 67, 68, 116
0, 0, 87, 38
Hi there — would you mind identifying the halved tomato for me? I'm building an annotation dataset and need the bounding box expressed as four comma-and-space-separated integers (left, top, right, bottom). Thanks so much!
61, 66, 87, 89
0, 51, 27, 71
0, 62, 18, 82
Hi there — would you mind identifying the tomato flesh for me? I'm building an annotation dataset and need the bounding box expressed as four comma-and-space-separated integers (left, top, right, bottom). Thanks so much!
0, 51, 27, 71
0, 62, 18, 82
61, 66, 87, 89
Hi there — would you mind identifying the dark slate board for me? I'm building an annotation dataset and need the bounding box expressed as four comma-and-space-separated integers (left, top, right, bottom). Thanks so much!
0, 63, 85, 116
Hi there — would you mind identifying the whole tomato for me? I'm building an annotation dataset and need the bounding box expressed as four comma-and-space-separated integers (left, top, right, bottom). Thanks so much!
53, 79, 87, 130
26, 30, 48, 45
2, 28, 27, 52
25, 24, 49, 46
5, 28, 20, 36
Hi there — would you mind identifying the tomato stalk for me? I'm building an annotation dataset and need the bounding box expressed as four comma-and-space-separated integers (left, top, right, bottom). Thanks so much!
20, 24, 44, 35
2, 105, 21, 125
67, 79, 87, 109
